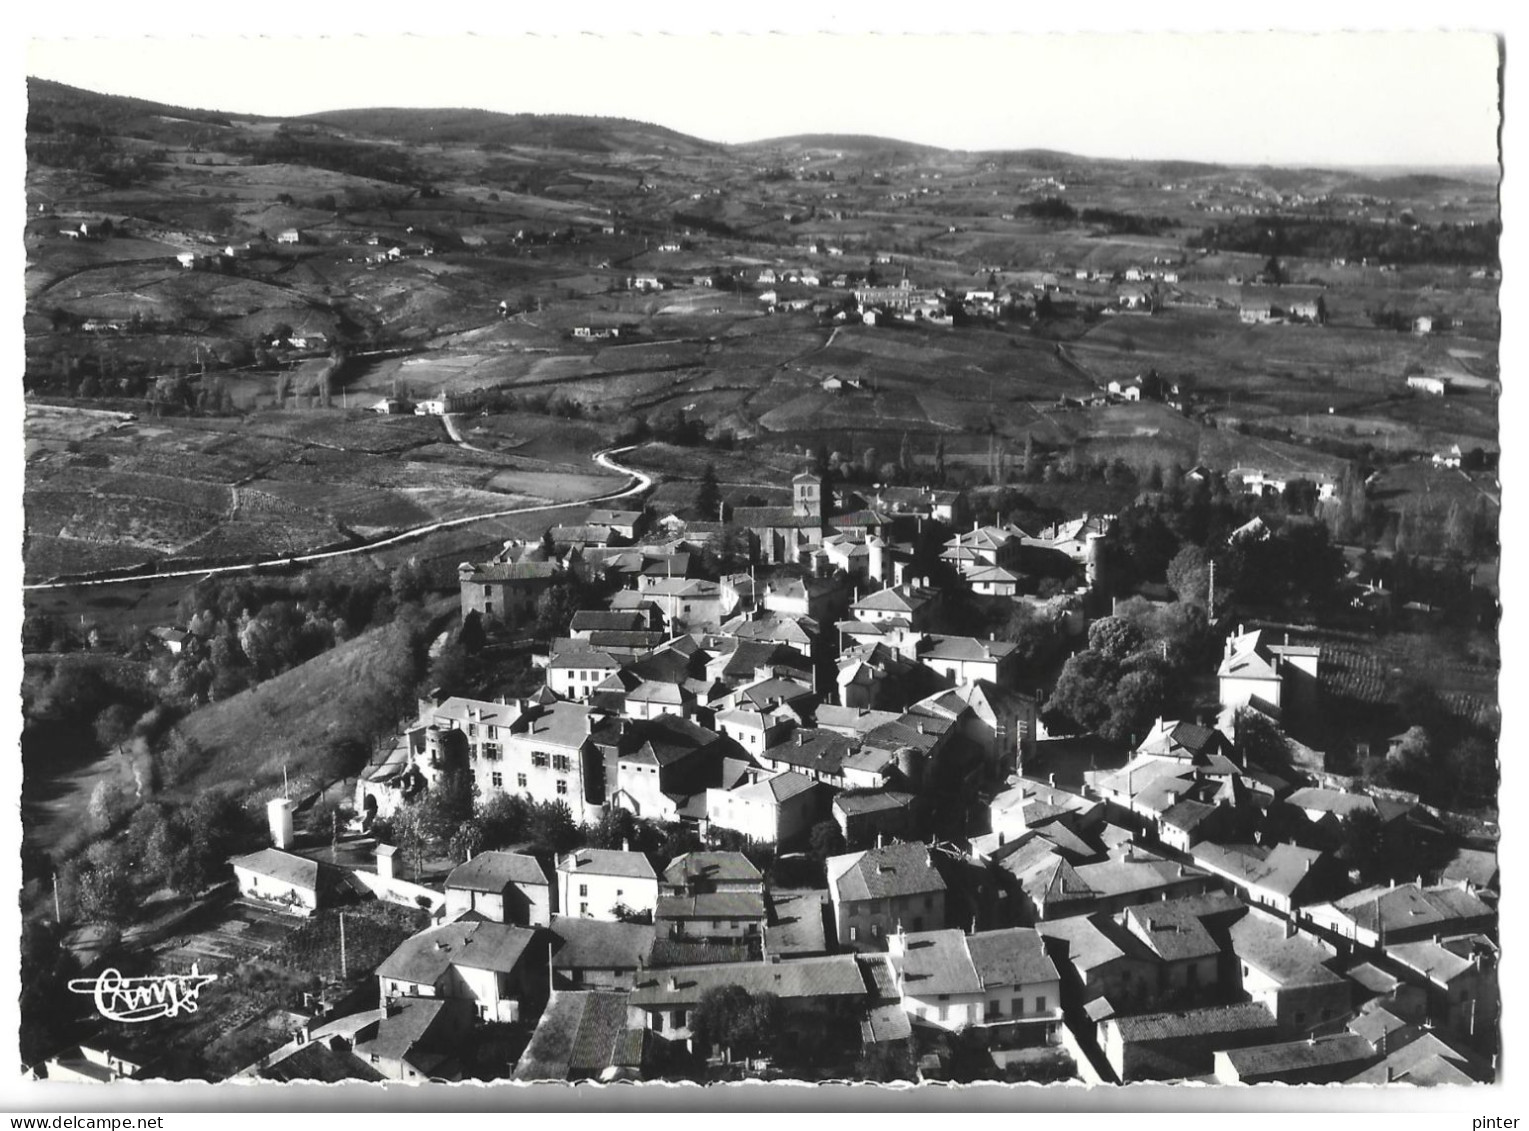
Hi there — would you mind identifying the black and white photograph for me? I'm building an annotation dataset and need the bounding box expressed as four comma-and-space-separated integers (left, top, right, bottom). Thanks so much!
7, 8, 1514, 1109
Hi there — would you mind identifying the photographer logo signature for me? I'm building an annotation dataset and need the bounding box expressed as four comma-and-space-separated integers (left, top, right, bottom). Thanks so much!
67, 965, 218, 1023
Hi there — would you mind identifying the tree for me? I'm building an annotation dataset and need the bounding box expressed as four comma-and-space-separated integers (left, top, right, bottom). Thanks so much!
1233, 707, 1291, 769
695, 463, 722, 520
690, 985, 784, 1062
20, 920, 82, 1067
1388, 725, 1433, 782
1335, 809, 1388, 884
73, 858, 135, 926
527, 800, 582, 854
1087, 616, 1146, 663
88, 778, 132, 833
808, 819, 845, 861
1166, 545, 1212, 608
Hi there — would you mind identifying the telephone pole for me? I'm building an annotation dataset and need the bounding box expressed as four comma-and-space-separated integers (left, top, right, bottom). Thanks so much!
339, 911, 348, 980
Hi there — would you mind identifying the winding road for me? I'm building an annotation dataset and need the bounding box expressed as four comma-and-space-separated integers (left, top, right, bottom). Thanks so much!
22, 442, 652, 592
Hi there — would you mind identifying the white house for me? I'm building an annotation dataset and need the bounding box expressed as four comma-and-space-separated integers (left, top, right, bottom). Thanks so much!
276, 229, 302, 244
706, 771, 823, 845
376, 921, 544, 1024
230, 848, 323, 916
556, 848, 660, 921
444, 851, 554, 927
887, 926, 1062, 1035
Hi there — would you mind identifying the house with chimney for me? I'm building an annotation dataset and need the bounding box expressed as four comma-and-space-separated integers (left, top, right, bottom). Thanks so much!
375, 920, 549, 1024
556, 848, 660, 923
458, 560, 561, 621
627, 955, 872, 1050
1229, 907, 1350, 1030
706, 770, 826, 846
827, 841, 949, 950
444, 852, 554, 927
547, 919, 655, 996
655, 851, 768, 943
1217, 628, 1321, 717
887, 926, 1062, 1038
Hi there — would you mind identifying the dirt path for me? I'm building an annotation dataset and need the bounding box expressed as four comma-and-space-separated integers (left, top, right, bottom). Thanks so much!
22, 445, 652, 592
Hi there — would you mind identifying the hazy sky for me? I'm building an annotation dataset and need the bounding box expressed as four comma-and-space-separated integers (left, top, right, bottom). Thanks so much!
25, 29, 1502, 167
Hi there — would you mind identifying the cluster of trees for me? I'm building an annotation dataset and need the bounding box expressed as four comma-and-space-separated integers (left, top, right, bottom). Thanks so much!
1199, 214, 1500, 268
614, 407, 717, 448
27, 117, 165, 187
375, 763, 708, 879
63, 791, 253, 925
1098, 479, 1348, 613
149, 560, 433, 708
224, 125, 424, 188
1048, 614, 1186, 744
1024, 197, 1176, 235
1390, 495, 1494, 561
20, 920, 84, 1067
690, 985, 785, 1063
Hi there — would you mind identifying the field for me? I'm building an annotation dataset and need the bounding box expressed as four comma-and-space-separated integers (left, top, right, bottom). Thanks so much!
170, 613, 436, 800
22, 403, 626, 581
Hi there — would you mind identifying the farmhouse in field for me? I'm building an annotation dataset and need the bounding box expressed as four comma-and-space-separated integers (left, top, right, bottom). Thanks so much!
230, 848, 327, 916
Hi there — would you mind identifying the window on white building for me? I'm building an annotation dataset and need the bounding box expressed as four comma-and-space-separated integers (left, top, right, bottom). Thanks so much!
1034, 995, 1046, 1013
491, 772, 503, 788
517, 774, 528, 789
557, 779, 568, 795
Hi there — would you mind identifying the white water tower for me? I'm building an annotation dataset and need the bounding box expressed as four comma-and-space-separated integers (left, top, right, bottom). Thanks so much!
267, 797, 295, 849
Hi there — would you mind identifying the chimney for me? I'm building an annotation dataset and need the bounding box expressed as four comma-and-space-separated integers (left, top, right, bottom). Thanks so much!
622, 838, 630, 853
1048, 773, 1056, 787
667, 976, 678, 992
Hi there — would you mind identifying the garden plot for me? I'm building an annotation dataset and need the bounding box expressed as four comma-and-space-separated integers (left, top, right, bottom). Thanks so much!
24, 403, 137, 447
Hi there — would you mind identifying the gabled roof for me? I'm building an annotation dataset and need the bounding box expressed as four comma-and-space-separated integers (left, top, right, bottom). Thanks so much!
557, 848, 657, 880
1191, 841, 1324, 901
894, 929, 981, 996
230, 848, 320, 891
445, 851, 548, 892
833, 790, 915, 817
828, 841, 946, 902
664, 851, 763, 888
1221, 1034, 1375, 1079
460, 561, 561, 583
966, 927, 1059, 988
1108, 1001, 1279, 1043
852, 586, 936, 613
514, 701, 594, 750
655, 892, 768, 921
1124, 903, 1221, 963
1037, 914, 1127, 975
376, 921, 538, 985
570, 610, 650, 633
724, 770, 821, 806
549, 918, 655, 972
630, 955, 868, 1007
916, 634, 1018, 663
513, 990, 645, 1082
1228, 911, 1344, 988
